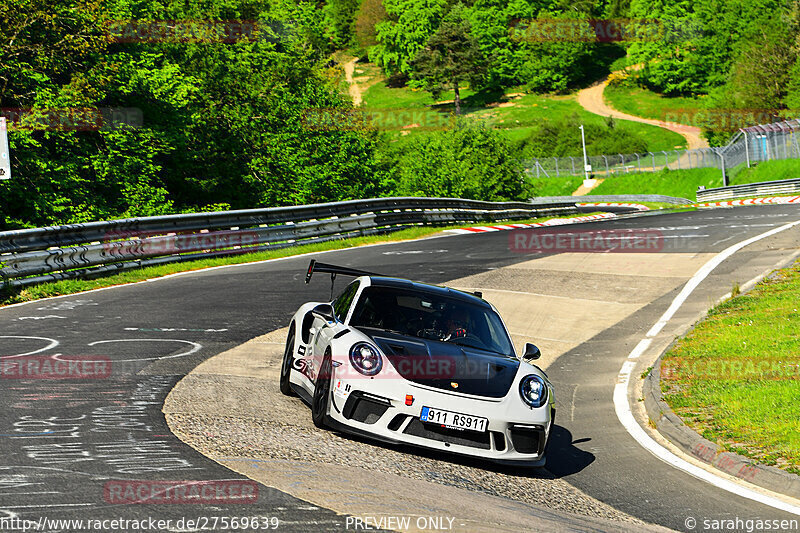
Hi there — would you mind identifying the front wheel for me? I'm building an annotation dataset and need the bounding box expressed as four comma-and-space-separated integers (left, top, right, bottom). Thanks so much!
279, 326, 296, 396
311, 351, 332, 429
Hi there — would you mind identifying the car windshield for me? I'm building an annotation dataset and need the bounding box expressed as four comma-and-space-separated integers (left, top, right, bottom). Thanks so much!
350, 285, 514, 356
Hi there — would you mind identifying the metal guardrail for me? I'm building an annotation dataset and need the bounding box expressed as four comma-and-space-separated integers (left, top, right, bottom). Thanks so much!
533, 194, 692, 204
696, 178, 800, 202
0, 197, 579, 290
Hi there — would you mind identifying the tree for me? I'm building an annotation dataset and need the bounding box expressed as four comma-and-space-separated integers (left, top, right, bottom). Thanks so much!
385, 121, 528, 200
370, 0, 449, 76
409, 5, 487, 114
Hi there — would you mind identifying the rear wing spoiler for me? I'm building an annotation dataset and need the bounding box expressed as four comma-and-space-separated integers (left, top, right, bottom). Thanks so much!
305, 259, 380, 284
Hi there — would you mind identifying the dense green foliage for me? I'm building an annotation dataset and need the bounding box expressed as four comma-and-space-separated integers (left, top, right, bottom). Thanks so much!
371, 0, 624, 93
0, 0, 387, 227
624, 0, 800, 141
0, 0, 537, 230
408, 4, 487, 114
382, 122, 527, 199
1, 0, 796, 230
517, 114, 649, 159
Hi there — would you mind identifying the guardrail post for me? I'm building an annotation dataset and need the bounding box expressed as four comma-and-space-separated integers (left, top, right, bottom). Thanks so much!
716, 149, 728, 186
741, 130, 751, 168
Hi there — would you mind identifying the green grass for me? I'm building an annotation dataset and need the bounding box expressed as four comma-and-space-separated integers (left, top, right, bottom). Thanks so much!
0, 212, 611, 307
604, 85, 707, 125
730, 159, 800, 185
528, 157, 800, 200
531, 175, 584, 197
588, 167, 723, 199
660, 260, 800, 475
360, 78, 687, 151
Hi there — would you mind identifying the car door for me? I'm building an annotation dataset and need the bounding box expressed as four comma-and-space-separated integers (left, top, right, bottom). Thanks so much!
311, 280, 360, 381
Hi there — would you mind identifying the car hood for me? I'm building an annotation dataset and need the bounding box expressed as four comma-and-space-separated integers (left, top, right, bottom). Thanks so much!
359, 329, 520, 398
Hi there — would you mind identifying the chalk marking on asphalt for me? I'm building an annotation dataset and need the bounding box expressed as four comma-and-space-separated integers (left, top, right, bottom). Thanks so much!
87, 339, 202, 362
0, 336, 59, 358
615, 218, 800, 515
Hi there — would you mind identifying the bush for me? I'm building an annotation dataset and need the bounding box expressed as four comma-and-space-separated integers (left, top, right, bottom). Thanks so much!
517, 114, 649, 158
382, 122, 529, 200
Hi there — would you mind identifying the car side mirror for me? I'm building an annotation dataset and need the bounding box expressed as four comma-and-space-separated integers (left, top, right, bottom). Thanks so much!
523, 343, 541, 362
312, 303, 337, 323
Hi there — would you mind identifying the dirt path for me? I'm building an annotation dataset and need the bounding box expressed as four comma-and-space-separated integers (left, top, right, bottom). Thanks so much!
576, 71, 708, 150
342, 56, 363, 107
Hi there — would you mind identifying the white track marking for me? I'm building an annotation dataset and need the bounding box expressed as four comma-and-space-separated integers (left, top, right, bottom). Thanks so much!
0, 336, 60, 358
645, 220, 800, 338
615, 218, 800, 515
87, 339, 202, 362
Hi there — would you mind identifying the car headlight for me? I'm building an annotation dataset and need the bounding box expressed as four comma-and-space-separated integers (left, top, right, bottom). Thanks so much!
519, 374, 548, 408
349, 342, 383, 376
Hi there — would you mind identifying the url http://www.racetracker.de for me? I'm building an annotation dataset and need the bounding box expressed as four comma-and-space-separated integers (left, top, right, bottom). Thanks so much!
684, 516, 799, 532
0, 515, 281, 531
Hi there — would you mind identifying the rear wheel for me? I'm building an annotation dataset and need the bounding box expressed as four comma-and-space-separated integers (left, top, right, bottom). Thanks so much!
279, 326, 296, 396
311, 350, 332, 428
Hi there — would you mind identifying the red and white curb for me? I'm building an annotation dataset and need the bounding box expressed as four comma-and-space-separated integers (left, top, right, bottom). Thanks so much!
577, 202, 650, 211
691, 196, 800, 208
446, 213, 617, 234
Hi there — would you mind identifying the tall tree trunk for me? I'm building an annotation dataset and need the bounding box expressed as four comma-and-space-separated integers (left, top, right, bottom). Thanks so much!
453, 81, 461, 115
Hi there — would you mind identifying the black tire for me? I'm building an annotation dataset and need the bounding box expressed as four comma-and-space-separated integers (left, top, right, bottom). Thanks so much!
311, 351, 332, 429
279, 326, 296, 396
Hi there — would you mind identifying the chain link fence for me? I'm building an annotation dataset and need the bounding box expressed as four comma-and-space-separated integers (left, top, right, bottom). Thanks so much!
524, 118, 800, 186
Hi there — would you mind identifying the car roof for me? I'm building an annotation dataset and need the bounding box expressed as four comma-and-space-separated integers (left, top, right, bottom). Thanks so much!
365, 276, 491, 308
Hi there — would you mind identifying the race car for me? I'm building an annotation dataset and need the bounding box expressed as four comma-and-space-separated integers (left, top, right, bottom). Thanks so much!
279, 259, 555, 466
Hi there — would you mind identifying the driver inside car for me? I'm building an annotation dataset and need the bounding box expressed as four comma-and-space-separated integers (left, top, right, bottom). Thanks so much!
443, 306, 470, 341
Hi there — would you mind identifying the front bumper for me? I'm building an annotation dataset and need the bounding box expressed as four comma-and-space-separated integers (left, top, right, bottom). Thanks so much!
328, 375, 552, 465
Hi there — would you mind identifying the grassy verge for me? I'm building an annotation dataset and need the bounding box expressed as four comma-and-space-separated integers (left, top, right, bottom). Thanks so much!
660, 260, 800, 475
0, 212, 610, 307
529, 158, 800, 200
360, 78, 687, 151
588, 167, 723, 200
604, 85, 706, 124
730, 159, 800, 185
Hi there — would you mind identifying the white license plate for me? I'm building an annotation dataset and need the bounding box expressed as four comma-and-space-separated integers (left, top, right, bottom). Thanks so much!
420, 406, 488, 432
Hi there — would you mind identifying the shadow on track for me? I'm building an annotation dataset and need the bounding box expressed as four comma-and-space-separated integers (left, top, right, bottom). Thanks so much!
544, 424, 596, 478
329, 423, 595, 480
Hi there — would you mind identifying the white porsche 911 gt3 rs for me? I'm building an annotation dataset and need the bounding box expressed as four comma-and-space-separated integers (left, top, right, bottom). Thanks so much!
280, 260, 555, 466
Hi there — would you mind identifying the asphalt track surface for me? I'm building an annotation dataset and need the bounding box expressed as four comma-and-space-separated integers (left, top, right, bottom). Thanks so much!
1, 205, 799, 532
